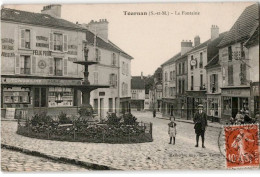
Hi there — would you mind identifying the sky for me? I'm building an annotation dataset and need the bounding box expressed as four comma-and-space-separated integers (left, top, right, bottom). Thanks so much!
3, 1, 256, 76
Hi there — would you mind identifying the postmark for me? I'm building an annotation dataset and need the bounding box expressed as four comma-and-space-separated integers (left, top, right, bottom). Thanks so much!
224, 124, 259, 168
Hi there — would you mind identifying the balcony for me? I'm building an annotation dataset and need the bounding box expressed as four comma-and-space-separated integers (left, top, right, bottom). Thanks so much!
200, 86, 206, 90
25, 42, 30, 49
54, 69, 63, 76
20, 68, 30, 74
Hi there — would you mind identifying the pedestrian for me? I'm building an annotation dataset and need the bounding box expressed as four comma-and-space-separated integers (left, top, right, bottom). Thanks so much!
153, 109, 156, 118
243, 110, 251, 124
235, 110, 244, 124
168, 116, 177, 145
193, 104, 208, 148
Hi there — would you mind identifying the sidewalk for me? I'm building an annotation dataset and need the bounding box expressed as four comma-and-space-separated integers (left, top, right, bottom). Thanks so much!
155, 112, 222, 129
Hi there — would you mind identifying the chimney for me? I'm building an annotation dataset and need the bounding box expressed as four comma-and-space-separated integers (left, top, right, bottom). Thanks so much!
41, 4, 61, 18
141, 72, 143, 79
87, 19, 109, 42
194, 35, 200, 47
211, 25, 219, 40
181, 40, 193, 55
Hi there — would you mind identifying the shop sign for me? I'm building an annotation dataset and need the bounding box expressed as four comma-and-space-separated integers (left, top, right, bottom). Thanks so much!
1, 38, 15, 57
38, 60, 47, 69
1, 77, 81, 86
190, 59, 197, 66
222, 88, 250, 97
33, 50, 52, 56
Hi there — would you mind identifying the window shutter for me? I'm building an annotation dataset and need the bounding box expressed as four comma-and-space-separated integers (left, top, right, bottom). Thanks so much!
20, 56, 24, 72
215, 74, 218, 91
115, 74, 118, 88
49, 33, 54, 51
20, 29, 25, 48
63, 34, 68, 52
49, 57, 54, 75
31, 56, 37, 74
210, 75, 213, 92
63, 58, 68, 76
15, 55, 20, 74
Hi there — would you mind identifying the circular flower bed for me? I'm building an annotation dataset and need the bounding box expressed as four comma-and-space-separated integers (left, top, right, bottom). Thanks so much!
17, 112, 153, 144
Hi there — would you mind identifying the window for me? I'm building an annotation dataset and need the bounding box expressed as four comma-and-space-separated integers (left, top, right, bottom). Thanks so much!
165, 72, 168, 81
126, 63, 129, 76
228, 64, 234, 85
191, 76, 194, 90
25, 29, 30, 49
178, 79, 181, 94
122, 82, 128, 96
95, 48, 101, 61
200, 74, 203, 89
182, 79, 185, 94
122, 62, 125, 74
132, 92, 137, 99
179, 63, 182, 75
182, 62, 185, 74
109, 98, 113, 112
54, 33, 63, 51
20, 56, 31, 74
112, 53, 116, 66
54, 58, 62, 76
240, 63, 247, 85
210, 74, 218, 93
199, 52, 203, 68
228, 46, 232, 61
170, 71, 173, 80
109, 74, 117, 87
20, 29, 31, 49
170, 87, 175, 97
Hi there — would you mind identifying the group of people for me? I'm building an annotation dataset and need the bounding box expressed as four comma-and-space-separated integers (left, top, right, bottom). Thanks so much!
230, 110, 253, 124
168, 104, 208, 148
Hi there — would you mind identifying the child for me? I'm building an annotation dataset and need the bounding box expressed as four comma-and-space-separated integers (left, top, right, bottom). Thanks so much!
168, 116, 177, 145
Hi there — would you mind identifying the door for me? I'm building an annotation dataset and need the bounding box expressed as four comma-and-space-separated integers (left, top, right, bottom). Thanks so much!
232, 97, 238, 118
100, 98, 104, 118
34, 87, 47, 107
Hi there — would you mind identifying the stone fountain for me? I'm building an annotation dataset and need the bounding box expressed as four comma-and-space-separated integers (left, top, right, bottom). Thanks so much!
73, 46, 109, 122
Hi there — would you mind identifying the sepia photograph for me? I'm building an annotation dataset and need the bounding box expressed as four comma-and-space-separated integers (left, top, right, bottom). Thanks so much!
0, 0, 259, 172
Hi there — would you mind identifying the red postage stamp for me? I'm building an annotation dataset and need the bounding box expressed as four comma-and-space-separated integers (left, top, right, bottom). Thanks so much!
224, 124, 259, 168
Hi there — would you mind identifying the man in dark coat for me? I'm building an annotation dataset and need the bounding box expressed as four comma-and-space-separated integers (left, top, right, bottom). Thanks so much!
193, 104, 208, 148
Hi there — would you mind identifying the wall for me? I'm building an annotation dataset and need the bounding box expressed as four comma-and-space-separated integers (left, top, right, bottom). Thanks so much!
187, 48, 207, 91
1, 21, 85, 77
248, 44, 259, 82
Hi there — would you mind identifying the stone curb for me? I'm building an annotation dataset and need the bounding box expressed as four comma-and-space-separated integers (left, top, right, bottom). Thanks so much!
155, 116, 221, 129
1, 144, 120, 171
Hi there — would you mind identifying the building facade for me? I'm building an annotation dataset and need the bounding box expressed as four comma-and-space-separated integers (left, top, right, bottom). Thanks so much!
218, 3, 259, 122
130, 75, 145, 111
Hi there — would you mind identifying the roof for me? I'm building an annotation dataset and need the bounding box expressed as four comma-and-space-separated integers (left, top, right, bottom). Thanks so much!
218, 3, 259, 47
245, 25, 259, 47
204, 54, 220, 69
1, 8, 82, 30
131, 76, 145, 89
1, 7, 133, 60
187, 39, 210, 54
161, 52, 181, 66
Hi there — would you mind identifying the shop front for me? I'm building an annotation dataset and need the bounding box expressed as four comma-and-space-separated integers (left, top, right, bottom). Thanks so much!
221, 87, 250, 123
120, 97, 131, 114
1, 76, 82, 119
186, 91, 207, 120
162, 98, 177, 117
206, 94, 221, 122
176, 95, 187, 119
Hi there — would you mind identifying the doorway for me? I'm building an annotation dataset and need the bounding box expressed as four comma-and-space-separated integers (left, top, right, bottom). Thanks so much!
232, 97, 238, 118
34, 87, 47, 107
100, 98, 104, 118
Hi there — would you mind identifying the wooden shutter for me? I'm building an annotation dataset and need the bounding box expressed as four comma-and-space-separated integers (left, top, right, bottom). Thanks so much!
49, 33, 54, 51
31, 56, 36, 74
15, 55, 20, 74
20, 29, 25, 48
63, 58, 68, 76
20, 56, 24, 73
115, 74, 118, 88
215, 74, 218, 91
49, 57, 54, 75
210, 74, 213, 92
63, 34, 68, 52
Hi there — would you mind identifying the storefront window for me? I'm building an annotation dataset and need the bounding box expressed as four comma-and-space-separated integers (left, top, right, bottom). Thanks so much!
239, 97, 249, 111
208, 98, 219, 117
223, 96, 231, 115
3, 87, 30, 105
48, 87, 73, 107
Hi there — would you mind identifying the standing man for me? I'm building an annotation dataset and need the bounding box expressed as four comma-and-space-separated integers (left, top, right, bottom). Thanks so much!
193, 104, 208, 148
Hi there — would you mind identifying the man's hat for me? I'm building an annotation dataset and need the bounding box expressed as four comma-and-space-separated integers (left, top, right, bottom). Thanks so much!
198, 104, 204, 108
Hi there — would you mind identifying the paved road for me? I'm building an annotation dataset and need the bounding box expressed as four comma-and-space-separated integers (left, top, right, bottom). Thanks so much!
1, 149, 88, 172
1, 111, 226, 171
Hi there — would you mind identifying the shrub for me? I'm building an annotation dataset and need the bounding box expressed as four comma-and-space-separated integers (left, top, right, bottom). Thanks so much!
106, 113, 121, 126
122, 113, 137, 125
58, 112, 72, 124
30, 111, 52, 126
78, 106, 93, 117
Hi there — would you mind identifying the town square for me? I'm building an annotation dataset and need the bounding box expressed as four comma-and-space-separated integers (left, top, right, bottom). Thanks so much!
1, 2, 259, 172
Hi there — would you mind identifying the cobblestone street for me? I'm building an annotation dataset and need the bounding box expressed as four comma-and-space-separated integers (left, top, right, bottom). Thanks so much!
1, 149, 88, 172
1, 111, 226, 171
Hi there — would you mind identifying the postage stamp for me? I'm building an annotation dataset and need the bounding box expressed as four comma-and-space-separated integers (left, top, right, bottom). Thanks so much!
224, 124, 259, 168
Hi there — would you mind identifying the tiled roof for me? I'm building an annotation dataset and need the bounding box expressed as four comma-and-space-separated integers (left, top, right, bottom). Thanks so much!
244, 25, 259, 47
187, 39, 210, 54
204, 54, 220, 69
161, 52, 181, 66
207, 32, 227, 62
218, 3, 259, 47
1, 8, 82, 30
131, 76, 145, 89
1, 8, 133, 60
